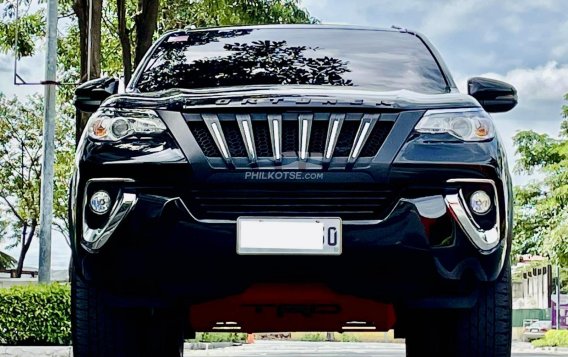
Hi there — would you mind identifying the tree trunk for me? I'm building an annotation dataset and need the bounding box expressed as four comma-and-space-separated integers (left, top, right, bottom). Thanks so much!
15, 220, 37, 278
117, 0, 133, 84
134, 0, 160, 68
72, 0, 103, 144
73, 0, 103, 81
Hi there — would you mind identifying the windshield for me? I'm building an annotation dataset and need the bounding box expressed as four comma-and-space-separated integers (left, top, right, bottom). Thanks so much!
134, 27, 449, 94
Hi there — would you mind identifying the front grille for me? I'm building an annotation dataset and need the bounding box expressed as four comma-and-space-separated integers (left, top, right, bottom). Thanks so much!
223, 121, 248, 157
333, 121, 359, 157
186, 112, 394, 161
186, 185, 397, 221
309, 121, 328, 155
252, 121, 273, 157
187, 121, 220, 157
361, 121, 394, 157
282, 120, 298, 155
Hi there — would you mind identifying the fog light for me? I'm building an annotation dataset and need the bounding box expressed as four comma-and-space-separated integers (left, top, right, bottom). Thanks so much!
470, 190, 491, 215
90, 191, 112, 215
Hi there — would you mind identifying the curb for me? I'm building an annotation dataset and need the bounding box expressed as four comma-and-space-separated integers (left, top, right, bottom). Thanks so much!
532, 347, 568, 353
0, 346, 72, 357
185, 342, 243, 350
1, 342, 566, 356
0, 342, 241, 356
512, 346, 568, 354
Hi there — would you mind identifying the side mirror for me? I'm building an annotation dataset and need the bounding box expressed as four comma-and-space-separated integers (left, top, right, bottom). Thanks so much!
74, 77, 119, 112
468, 77, 518, 113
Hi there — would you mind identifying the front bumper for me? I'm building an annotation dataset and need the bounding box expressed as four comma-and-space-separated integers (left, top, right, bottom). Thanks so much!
73, 176, 508, 309
71, 107, 512, 309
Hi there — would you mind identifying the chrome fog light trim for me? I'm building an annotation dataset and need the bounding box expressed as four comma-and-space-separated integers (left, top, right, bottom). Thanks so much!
444, 179, 500, 253
81, 178, 137, 252
83, 192, 137, 251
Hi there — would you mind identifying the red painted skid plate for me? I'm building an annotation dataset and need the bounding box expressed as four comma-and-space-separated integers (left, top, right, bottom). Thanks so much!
190, 284, 396, 332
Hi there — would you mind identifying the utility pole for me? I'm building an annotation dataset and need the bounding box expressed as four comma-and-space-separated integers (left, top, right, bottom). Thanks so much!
556, 264, 561, 329
38, 0, 58, 283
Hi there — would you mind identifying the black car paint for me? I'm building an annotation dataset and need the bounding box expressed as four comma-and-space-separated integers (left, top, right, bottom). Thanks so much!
70, 25, 514, 311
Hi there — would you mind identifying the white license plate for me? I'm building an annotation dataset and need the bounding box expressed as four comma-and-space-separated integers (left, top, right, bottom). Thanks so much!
237, 217, 342, 255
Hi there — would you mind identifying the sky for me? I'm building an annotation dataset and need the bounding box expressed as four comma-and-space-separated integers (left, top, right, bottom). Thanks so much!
1, 0, 568, 270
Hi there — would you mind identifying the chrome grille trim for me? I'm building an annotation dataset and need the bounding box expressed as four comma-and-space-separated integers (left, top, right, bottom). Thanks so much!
323, 113, 345, 163
236, 114, 257, 164
298, 113, 313, 161
348, 114, 380, 164
268, 114, 283, 163
202, 114, 232, 164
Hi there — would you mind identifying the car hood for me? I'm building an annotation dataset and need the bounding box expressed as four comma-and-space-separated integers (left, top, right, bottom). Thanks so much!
102, 85, 481, 111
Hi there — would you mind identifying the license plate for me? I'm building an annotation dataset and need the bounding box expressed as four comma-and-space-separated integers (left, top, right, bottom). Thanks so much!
237, 217, 342, 255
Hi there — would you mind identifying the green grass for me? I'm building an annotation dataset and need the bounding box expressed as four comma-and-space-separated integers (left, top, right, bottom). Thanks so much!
190, 332, 246, 343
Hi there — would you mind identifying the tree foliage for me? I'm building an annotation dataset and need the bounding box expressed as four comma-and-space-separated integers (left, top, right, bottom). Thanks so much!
0, 0, 317, 272
513, 94, 568, 265
1, 0, 316, 139
96, 0, 317, 82
137, 37, 352, 92
0, 94, 75, 277
0, 0, 45, 58
0, 217, 17, 269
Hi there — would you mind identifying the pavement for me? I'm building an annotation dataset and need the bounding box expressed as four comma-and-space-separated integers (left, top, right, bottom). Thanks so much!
1, 341, 568, 357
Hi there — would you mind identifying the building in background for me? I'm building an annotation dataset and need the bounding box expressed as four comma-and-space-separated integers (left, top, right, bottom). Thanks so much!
512, 255, 551, 310
552, 294, 568, 329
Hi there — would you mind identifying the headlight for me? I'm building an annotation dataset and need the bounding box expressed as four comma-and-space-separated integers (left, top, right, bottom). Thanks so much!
87, 108, 167, 141
414, 109, 494, 141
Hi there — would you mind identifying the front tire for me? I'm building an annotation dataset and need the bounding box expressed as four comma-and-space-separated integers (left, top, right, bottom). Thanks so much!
71, 269, 184, 357
406, 261, 512, 357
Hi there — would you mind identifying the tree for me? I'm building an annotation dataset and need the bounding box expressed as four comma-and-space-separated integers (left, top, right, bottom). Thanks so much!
60, 0, 316, 138
130, 0, 317, 83
136, 37, 352, 92
0, 94, 75, 277
0, 0, 45, 58
1, 0, 316, 140
0, 0, 316, 274
0, 251, 16, 270
513, 94, 568, 265
0, 218, 17, 270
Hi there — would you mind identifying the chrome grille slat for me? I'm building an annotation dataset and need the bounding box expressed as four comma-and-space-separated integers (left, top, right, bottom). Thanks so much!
323, 113, 345, 163
202, 114, 232, 164
348, 114, 380, 164
298, 113, 313, 161
235, 114, 257, 163
267, 114, 283, 162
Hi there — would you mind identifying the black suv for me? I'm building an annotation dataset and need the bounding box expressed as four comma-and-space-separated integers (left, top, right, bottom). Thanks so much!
70, 25, 516, 357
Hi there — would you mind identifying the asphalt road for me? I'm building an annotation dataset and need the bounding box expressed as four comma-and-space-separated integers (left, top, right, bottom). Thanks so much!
184, 341, 564, 357
1, 341, 564, 356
